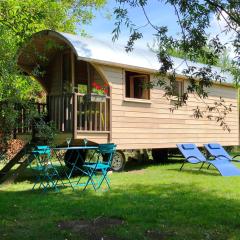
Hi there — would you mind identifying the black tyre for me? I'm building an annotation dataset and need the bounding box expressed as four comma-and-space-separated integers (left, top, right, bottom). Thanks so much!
111, 150, 126, 172
64, 149, 87, 171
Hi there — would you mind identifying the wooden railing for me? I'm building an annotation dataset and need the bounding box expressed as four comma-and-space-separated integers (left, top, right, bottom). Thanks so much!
16, 102, 47, 134
48, 94, 73, 132
48, 93, 110, 135
74, 93, 110, 133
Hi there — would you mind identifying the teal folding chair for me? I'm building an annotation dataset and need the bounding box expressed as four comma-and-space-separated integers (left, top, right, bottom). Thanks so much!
31, 146, 61, 192
82, 143, 117, 191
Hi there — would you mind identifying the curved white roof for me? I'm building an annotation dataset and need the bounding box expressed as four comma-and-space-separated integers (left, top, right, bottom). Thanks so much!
58, 32, 233, 84
61, 32, 160, 71
21, 30, 231, 84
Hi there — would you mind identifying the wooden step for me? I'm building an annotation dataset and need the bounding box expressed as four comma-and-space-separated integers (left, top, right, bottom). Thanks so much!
1, 154, 35, 184
0, 143, 33, 184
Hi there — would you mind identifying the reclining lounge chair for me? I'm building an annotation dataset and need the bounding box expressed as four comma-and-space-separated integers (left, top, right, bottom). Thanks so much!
204, 143, 240, 162
204, 143, 240, 176
177, 143, 206, 171
177, 143, 240, 176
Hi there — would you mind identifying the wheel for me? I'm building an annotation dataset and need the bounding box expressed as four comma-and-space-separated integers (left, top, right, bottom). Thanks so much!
64, 149, 87, 170
111, 150, 126, 172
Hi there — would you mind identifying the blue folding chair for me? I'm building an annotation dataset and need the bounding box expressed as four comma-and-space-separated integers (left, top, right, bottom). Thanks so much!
31, 146, 61, 192
177, 143, 207, 171
204, 143, 240, 176
82, 143, 116, 191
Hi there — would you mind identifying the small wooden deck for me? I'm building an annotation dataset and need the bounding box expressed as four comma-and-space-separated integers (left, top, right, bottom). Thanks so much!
48, 93, 111, 143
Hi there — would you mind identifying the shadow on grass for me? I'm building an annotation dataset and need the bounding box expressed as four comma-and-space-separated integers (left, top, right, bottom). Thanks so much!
168, 167, 220, 176
11, 165, 87, 184
11, 159, 216, 185
124, 156, 183, 172
0, 180, 240, 240
11, 159, 180, 183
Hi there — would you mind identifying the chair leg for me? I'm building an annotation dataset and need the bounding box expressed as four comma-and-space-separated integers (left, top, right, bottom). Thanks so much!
32, 176, 40, 190
207, 163, 211, 169
55, 178, 66, 188
34, 171, 60, 192
199, 162, 205, 170
83, 170, 96, 191
53, 168, 65, 189
87, 171, 97, 190
48, 178, 58, 191
90, 178, 97, 191
97, 169, 110, 190
76, 175, 82, 185
180, 161, 185, 171
32, 182, 38, 191
76, 167, 90, 185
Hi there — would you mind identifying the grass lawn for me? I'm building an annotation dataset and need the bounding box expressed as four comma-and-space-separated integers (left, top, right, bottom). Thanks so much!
1, 160, 240, 240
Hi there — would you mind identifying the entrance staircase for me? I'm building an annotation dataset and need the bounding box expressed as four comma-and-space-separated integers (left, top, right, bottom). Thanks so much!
0, 143, 34, 184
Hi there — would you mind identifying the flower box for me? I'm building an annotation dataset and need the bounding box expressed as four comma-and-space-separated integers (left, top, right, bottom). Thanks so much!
83, 93, 106, 103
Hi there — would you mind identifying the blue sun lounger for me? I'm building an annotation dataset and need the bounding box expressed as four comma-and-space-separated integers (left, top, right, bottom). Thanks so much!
204, 143, 240, 162
177, 143, 206, 171
177, 143, 240, 176
204, 143, 240, 176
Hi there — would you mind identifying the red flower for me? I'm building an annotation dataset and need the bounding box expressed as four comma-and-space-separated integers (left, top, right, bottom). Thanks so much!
92, 82, 97, 87
91, 82, 108, 95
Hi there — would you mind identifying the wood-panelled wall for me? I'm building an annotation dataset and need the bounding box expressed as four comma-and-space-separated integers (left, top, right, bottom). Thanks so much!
100, 65, 239, 150
48, 53, 62, 94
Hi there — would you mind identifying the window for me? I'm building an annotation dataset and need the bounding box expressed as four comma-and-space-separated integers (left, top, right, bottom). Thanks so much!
172, 80, 184, 97
125, 71, 150, 100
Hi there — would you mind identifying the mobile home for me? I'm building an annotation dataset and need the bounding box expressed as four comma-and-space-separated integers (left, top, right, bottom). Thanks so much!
17, 30, 239, 170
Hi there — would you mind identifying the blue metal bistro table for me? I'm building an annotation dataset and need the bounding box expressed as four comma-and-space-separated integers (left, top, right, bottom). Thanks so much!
52, 146, 99, 190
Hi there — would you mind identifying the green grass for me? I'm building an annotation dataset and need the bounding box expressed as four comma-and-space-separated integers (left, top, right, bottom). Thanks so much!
1, 161, 240, 239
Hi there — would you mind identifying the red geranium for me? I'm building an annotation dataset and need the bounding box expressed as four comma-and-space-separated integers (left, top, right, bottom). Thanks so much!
92, 82, 97, 87
91, 82, 109, 95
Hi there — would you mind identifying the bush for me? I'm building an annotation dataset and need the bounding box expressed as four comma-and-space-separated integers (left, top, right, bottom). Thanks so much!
33, 118, 58, 145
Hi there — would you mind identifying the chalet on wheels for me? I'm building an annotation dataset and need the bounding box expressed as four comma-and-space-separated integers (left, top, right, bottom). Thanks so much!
17, 30, 239, 170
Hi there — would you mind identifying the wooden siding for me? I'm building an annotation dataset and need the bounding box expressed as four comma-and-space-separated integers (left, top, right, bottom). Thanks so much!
75, 132, 109, 143
99, 65, 239, 150
48, 53, 62, 95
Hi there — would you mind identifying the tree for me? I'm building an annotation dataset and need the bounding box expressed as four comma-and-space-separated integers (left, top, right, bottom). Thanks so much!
112, 0, 239, 130
0, 0, 106, 147
112, 2, 239, 93
0, 0, 106, 100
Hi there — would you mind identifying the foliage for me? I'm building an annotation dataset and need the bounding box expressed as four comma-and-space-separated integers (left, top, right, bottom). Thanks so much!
0, 102, 19, 147
168, 47, 219, 66
112, 0, 240, 129
0, 0, 106, 45
91, 82, 109, 95
1, 161, 240, 239
169, 47, 234, 71
33, 118, 58, 145
0, 0, 106, 145
77, 84, 88, 94
0, 101, 42, 149
0, 27, 42, 102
